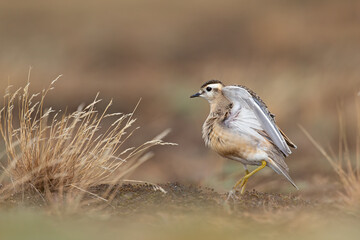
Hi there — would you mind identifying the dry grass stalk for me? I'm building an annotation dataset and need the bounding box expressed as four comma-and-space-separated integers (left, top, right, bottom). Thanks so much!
0, 77, 175, 211
300, 97, 360, 211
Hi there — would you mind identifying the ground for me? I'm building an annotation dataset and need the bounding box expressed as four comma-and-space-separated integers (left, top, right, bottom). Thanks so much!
1, 183, 359, 240
5, 183, 309, 215
103, 183, 309, 214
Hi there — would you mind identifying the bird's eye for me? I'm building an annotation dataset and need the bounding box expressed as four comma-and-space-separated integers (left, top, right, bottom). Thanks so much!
206, 87, 212, 92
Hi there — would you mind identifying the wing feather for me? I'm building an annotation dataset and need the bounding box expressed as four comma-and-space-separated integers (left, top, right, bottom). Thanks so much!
222, 86, 292, 156
279, 128, 297, 149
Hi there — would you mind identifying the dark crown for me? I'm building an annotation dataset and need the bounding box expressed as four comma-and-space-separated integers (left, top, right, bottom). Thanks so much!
201, 80, 224, 88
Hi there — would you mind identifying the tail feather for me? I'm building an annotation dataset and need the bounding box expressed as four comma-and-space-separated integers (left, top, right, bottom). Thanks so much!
267, 158, 299, 190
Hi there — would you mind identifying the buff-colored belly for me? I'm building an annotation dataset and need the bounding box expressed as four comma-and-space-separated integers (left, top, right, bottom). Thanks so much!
206, 123, 268, 162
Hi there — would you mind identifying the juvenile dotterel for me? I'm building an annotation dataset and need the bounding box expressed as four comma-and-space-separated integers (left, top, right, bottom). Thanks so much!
190, 80, 298, 194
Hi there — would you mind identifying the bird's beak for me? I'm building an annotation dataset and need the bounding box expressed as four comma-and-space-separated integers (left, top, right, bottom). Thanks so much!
190, 92, 201, 98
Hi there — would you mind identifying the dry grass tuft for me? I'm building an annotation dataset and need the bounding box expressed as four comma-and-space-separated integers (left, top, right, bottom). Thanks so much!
301, 97, 360, 212
0, 76, 175, 212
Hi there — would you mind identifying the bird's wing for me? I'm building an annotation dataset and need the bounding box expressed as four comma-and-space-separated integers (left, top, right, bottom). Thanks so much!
222, 86, 292, 156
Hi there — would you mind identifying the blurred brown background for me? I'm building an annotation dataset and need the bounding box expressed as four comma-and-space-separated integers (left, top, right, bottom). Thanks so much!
0, 0, 359, 196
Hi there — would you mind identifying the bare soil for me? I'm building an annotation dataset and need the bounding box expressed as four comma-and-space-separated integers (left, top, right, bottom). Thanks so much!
3, 182, 311, 216
97, 183, 310, 214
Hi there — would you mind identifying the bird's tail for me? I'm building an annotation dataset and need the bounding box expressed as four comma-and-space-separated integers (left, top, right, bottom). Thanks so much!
267, 157, 299, 190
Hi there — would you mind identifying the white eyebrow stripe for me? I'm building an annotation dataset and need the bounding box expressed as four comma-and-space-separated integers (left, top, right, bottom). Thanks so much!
205, 83, 223, 89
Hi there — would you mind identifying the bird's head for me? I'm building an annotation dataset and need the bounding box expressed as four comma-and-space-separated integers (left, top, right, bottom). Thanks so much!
190, 80, 225, 103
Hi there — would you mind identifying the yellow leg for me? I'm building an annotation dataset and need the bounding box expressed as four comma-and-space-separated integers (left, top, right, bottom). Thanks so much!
240, 169, 250, 194
232, 160, 267, 194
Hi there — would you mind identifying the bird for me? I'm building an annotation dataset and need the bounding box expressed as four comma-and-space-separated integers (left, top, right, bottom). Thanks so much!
190, 80, 298, 195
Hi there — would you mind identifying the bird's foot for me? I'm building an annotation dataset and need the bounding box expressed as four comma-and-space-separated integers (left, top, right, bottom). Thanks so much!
232, 177, 248, 194
226, 189, 239, 202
